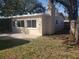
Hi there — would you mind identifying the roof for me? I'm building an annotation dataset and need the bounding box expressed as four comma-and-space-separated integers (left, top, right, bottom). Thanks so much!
0, 16, 10, 19
0, 13, 49, 19
0, 12, 65, 19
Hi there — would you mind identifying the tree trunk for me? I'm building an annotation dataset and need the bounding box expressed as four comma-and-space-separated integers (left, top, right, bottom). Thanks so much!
75, 22, 79, 43
70, 20, 79, 44
68, 0, 78, 44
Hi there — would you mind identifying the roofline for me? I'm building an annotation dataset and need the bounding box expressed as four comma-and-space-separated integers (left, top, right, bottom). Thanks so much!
10, 13, 46, 18
0, 13, 49, 19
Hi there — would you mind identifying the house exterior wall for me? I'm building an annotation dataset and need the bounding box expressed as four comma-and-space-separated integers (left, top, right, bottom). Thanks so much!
12, 15, 43, 36
42, 15, 55, 35
42, 15, 48, 35
11, 13, 64, 37
55, 15, 64, 32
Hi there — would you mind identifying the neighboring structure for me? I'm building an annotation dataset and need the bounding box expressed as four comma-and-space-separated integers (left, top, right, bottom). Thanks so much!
64, 17, 70, 33
11, 0, 64, 36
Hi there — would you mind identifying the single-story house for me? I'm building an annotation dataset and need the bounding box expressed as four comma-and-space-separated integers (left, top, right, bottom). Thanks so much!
11, 13, 55, 36
0, 0, 65, 37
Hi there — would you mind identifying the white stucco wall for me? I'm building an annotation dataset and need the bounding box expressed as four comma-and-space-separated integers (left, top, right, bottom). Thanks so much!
12, 15, 43, 36
42, 15, 55, 35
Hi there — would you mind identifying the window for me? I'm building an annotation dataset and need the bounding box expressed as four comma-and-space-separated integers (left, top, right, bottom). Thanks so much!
56, 20, 58, 24
32, 20, 36, 27
21, 21, 24, 27
27, 20, 36, 28
27, 20, 31, 27
17, 21, 20, 27
17, 20, 24, 27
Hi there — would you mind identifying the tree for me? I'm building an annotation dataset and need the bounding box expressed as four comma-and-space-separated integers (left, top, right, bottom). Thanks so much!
50, 0, 78, 43
0, 0, 4, 15
1, 0, 45, 16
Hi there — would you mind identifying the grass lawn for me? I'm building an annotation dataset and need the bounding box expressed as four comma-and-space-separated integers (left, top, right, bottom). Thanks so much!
0, 35, 79, 59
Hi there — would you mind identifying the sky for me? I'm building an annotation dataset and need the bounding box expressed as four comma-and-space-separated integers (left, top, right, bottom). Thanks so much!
38, 0, 68, 16
39, 0, 79, 16
39, 0, 48, 8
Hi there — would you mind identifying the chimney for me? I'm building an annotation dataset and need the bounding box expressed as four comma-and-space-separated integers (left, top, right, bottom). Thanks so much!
48, 0, 55, 16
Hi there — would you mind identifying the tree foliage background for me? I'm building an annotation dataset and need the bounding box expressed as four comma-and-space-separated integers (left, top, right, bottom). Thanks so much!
53, 0, 79, 20
0, 0, 46, 16
0, 0, 45, 32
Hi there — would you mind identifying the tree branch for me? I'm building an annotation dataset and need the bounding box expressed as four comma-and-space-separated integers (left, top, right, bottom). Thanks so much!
54, 0, 69, 8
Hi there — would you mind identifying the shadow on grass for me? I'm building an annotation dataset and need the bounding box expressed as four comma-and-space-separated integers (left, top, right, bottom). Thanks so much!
0, 36, 30, 50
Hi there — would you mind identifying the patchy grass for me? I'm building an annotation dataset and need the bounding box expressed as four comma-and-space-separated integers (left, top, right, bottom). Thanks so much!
0, 35, 79, 59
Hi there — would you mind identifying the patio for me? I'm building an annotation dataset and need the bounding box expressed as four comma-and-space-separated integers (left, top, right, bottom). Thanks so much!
0, 33, 39, 39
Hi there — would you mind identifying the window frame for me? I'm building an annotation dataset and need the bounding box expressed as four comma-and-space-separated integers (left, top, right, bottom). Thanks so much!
16, 20, 25, 27
20, 20, 24, 27
56, 20, 59, 24
27, 20, 37, 28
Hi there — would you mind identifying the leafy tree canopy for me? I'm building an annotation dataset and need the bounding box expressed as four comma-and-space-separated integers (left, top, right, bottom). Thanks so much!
0, 0, 45, 16
53, 0, 79, 20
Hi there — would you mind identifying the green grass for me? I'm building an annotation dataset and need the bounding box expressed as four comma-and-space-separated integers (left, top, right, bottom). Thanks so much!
0, 36, 79, 59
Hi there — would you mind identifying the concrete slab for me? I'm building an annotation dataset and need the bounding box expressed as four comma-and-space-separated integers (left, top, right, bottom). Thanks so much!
0, 33, 40, 39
